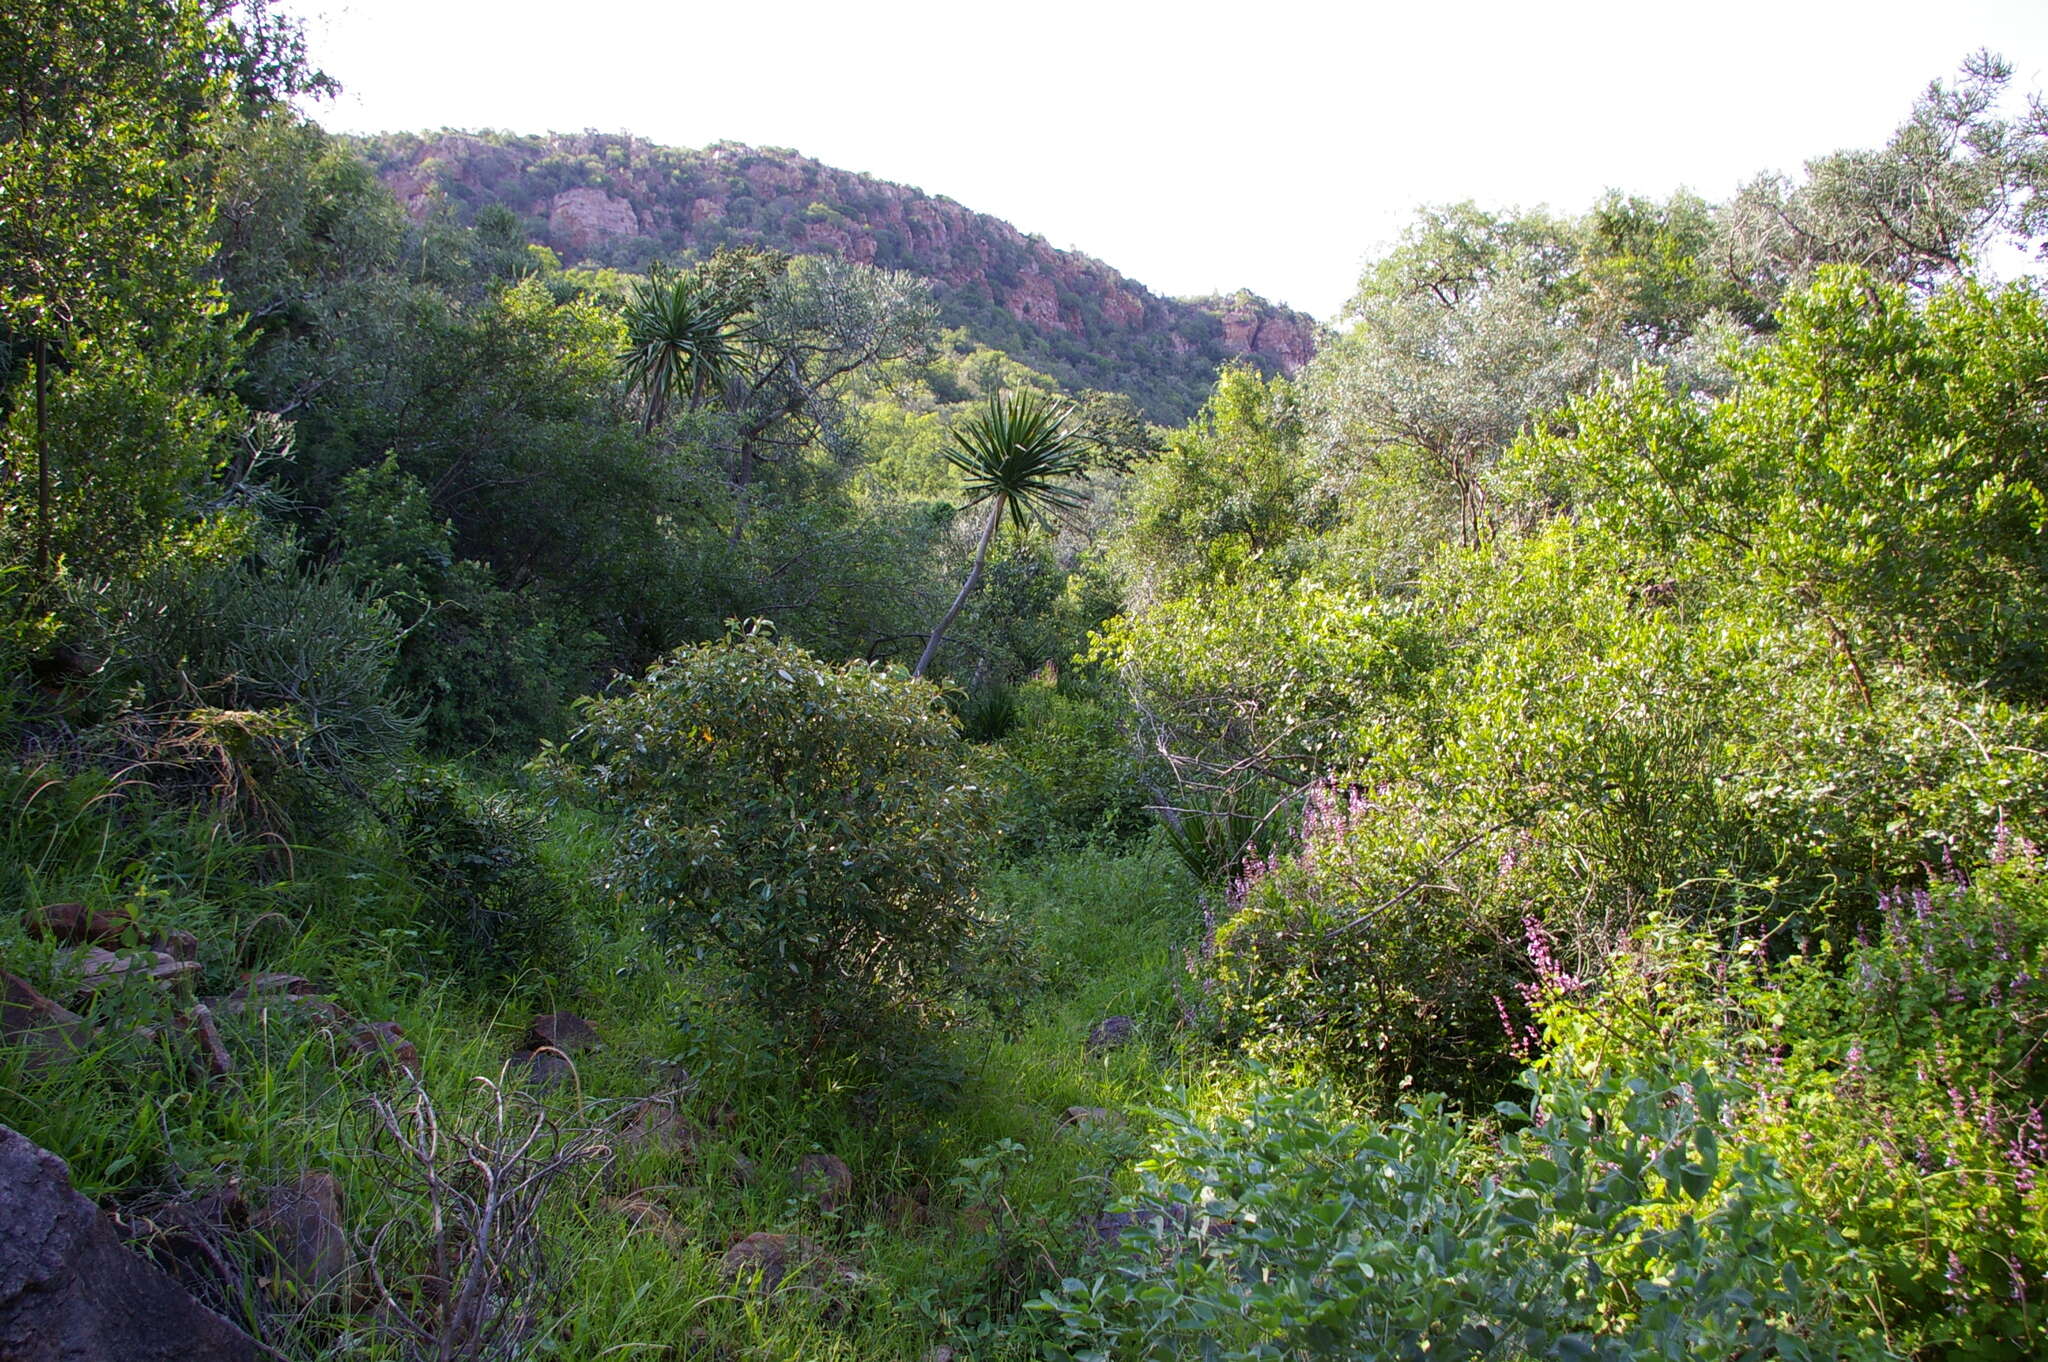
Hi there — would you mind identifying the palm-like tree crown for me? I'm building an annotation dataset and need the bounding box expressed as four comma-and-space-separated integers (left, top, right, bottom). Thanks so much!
914, 391, 1090, 677
943, 390, 1091, 531
620, 264, 748, 431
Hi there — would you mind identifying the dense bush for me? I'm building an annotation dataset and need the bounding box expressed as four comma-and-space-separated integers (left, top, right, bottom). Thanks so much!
1033, 1066, 1860, 1360
391, 763, 572, 983
79, 526, 416, 825
1536, 863, 2048, 1359
537, 623, 996, 1045
988, 682, 1150, 855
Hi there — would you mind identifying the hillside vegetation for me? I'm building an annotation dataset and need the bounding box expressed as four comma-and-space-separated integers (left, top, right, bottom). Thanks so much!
4, 5, 2048, 1360
351, 131, 1316, 421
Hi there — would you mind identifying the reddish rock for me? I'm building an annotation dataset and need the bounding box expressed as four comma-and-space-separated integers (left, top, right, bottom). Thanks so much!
152, 928, 201, 963
227, 973, 315, 1000
792, 1153, 853, 1215
0, 1124, 258, 1361
619, 1099, 700, 1157
547, 187, 640, 251
604, 1191, 688, 1245
1, 972, 90, 1067
881, 1190, 930, 1231
181, 1005, 233, 1080
347, 1022, 419, 1075
22, 902, 134, 947
525, 1011, 601, 1054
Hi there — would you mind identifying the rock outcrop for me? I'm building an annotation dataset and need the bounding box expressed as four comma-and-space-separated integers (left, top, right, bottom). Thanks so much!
351, 132, 1320, 421
0, 1124, 259, 1361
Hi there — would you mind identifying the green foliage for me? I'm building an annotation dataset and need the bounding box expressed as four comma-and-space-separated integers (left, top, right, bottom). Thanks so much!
1119, 365, 1328, 599
916, 390, 1091, 678
1525, 269, 2048, 700
389, 763, 572, 983
1032, 1067, 1859, 1361
987, 682, 1150, 856
1722, 52, 2048, 300
1090, 578, 1434, 797
73, 525, 415, 826
619, 260, 751, 429
335, 456, 587, 752
538, 624, 996, 1044
1535, 870, 2048, 1359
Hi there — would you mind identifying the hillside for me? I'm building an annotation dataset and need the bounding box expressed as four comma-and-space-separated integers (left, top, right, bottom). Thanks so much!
349, 131, 1316, 420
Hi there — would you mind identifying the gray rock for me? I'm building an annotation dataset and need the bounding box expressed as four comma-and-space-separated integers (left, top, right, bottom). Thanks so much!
0, 1124, 258, 1361
525, 1011, 601, 1054
250, 1171, 352, 1308
504, 1048, 574, 1087
791, 1152, 852, 1214
717, 1232, 855, 1297
1085, 1014, 1136, 1053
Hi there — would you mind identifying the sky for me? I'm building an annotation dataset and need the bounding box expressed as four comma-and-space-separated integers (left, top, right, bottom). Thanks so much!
282, 0, 2048, 320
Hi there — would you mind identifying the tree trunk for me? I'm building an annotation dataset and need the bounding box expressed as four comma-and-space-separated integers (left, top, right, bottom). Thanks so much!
913, 497, 1004, 678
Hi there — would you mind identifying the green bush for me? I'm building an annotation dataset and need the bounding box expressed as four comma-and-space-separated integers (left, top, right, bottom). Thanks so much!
989, 683, 1150, 855
1207, 790, 1527, 1107
536, 623, 996, 1046
78, 526, 416, 825
335, 455, 590, 754
1032, 1067, 1861, 1360
1536, 867, 2048, 1360
390, 763, 572, 984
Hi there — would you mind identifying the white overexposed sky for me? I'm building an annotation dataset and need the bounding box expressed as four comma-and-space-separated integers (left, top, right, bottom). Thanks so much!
282, 0, 2048, 320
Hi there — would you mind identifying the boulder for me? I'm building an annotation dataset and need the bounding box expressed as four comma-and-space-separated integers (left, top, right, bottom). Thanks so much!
619, 1099, 700, 1157
152, 927, 201, 963
1, 972, 90, 1067
226, 972, 315, 1000
881, 1190, 930, 1231
525, 1011, 601, 1054
250, 1172, 352, 1308
603, 1191, 689, 1246
504, 1048, 573, 1087
1084, 1015, 1136, 1053
0, 1124, 258, 1361
346, 1021, 419, 1075
791, 1152, 853, 1215
22, 902, 134, 947
717, 1232, 854, 1296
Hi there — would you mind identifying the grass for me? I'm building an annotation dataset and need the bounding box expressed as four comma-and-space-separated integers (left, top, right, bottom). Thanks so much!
0, 757, 1212, 1361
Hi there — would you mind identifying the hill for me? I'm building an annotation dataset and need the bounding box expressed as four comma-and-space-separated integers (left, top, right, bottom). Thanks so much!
350, 131, 1316, 421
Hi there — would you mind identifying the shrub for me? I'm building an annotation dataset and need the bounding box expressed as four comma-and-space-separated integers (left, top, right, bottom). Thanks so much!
1534, 864, 2048, 1360
78, 527, 416, 826
1032, 1067, 1861, 1360
536, 623, 995, 1046
391, 764, 572, 984
1206, 787, 1527, 1107
989, 683, 1150, 855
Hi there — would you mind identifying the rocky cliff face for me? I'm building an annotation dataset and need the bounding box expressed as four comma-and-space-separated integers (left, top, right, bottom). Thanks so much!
352, 132, 1318, 421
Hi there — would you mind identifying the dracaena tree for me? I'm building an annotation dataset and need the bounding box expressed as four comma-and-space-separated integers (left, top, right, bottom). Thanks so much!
618, 262, 747, 432
913, 390, 1088, 678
